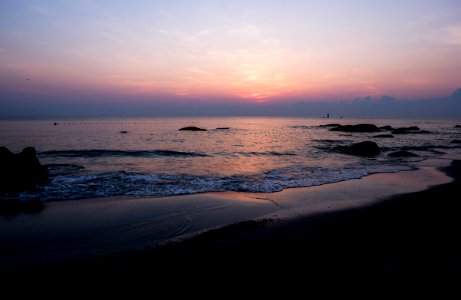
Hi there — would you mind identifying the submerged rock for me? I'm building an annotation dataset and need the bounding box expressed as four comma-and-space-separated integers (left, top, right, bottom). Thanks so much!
179, 126, 207, 131
373, 134, 394, 138
0, 146, 49, 192
388, 150, 418, 157
337, 141, 380, 157
330, 124, 380, 133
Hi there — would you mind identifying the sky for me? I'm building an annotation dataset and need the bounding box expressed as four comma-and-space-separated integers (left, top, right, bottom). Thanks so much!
1, 0, 461, 116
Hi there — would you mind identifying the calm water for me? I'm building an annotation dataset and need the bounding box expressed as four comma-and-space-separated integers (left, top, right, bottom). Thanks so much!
1, 117, 461, 201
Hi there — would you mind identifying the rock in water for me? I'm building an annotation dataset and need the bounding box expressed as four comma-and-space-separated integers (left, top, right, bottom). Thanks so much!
0, 146, 49, 192
179, 126, 207, 131
330, 124, 380, 133
338, 141, 380, 157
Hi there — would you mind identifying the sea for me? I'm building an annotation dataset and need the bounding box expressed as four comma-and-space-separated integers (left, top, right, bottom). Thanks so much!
1, 117, 461, 202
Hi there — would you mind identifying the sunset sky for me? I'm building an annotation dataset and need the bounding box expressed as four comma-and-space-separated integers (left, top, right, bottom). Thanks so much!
1, 0, 461, 114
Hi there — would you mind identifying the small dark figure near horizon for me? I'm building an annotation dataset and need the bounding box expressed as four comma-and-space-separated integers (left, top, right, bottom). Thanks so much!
327, 113, 329, 118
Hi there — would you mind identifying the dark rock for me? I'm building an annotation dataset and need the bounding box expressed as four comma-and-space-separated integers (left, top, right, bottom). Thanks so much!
53, 122, 58, 126
179, 126, 207, 131
319, 124, 341, 128
119, 130, 128, 134
330, 124, 379, 133
0, 146, 49, 192
451, 140, 461, 144
378, 125, 393, 131
455, 125, 461, 128
216, 127, 230, 130
388, 150, 418, 157
337, 141, 380, 157
373, 134, 394, 138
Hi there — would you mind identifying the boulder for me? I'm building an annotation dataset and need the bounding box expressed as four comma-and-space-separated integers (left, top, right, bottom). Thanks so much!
119, 130, 128, 134
451, 140, 461, 144
388, 150, 418, 157
373, 134, 394, 138
455, 125, 461, 128
179, 126, 207, 131
337, 141, 380, 157
0, 146, 49, 192
330, 124, 379, 133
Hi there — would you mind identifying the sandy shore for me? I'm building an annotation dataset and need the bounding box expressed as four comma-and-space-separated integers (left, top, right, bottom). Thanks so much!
1, 159, 460, 280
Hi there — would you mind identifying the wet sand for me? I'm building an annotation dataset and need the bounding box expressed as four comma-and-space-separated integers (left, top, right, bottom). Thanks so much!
2, 160, 460, 281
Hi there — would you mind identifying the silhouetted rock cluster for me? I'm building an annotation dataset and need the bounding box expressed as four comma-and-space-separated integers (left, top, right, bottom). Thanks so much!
319, 122, 450, 158
321, 123, 430, 135
329, 124, 380, 133
179, 126, 207, 131
0, 147, 49, 192
336, 141, 380, 157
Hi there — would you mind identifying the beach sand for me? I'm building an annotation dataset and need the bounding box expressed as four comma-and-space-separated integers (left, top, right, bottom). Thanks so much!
2, 160, 461, 281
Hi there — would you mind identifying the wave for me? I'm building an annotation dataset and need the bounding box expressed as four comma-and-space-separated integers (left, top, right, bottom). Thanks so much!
39, 149, 209, 158
18, 163, 413, 202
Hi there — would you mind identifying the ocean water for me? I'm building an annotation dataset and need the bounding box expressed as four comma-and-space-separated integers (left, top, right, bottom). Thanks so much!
1, 117, 461, 202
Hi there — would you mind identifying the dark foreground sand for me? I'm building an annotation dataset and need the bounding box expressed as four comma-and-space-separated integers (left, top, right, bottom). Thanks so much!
21, 160, 459, 281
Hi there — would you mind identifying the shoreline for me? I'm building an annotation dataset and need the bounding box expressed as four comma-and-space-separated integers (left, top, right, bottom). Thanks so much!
92, 160, 461, 278
1, 159, 457, 274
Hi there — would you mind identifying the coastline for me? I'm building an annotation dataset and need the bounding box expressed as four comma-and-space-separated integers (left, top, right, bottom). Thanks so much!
155, 159, 461, 276
1, 159, 459, 276
94, 159, 461, 279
